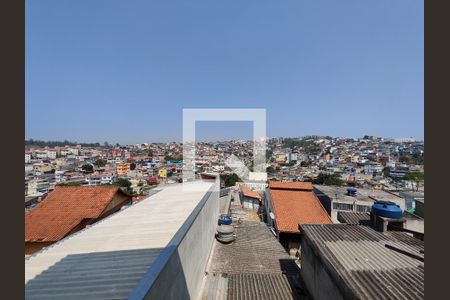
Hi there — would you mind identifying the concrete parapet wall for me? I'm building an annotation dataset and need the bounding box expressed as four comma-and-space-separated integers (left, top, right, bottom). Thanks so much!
129, 181, 220, 300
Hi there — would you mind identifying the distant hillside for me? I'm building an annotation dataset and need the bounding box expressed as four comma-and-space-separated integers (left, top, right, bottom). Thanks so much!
25, 139, 117, 148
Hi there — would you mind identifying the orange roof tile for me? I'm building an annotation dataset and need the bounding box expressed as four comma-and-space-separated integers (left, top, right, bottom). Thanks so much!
25, 186, 124, 242
268, 181, 313, 191
270, 184, 332, 233
241, 185, 261, 199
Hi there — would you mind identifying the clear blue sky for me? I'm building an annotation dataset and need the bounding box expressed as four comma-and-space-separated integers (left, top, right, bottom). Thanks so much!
26, 0, 424, 144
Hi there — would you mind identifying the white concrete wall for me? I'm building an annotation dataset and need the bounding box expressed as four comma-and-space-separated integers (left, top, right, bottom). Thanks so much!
137, 182, 220, 300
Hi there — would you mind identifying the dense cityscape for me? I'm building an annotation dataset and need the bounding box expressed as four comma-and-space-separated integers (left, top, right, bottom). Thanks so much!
25, 135, 424, 206
24, 135, 425, 299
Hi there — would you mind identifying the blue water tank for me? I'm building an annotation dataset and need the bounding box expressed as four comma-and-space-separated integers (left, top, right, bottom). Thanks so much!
218, 215, 232, 225
347, 187, 357, 196
371, 201, 403, 219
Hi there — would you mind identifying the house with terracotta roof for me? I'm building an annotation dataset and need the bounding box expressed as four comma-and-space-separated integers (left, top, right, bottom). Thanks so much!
240, 185, 261, 211
264, 181, 332, 251
25, 185, 132, 255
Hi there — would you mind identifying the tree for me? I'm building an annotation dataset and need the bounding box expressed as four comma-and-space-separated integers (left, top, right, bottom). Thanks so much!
300, 161, 310, 167
130, 163, 136, 170
313, 173, 344, 186
81, 164, 94, 173
286, 160, 297, 166
94, 159, 107, 167
148, 149, 153, 157
104, 141, 110, 148
115, 178, 131, 188
125, 187, 136, 195
221, 173, 241, 187
165, 155, 182, 162
266, 150, 273, 162
403, 172, 424, 181
266, 166, 275, 174
57, 182, 81, 187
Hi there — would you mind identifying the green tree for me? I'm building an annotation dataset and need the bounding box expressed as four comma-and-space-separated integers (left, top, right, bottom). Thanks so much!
81, 164, 94, 173
403, 172, 424, 181
221, 173, 242, 187
94, 159, 107, 167
115, 178, 131, 188
130, 163, 137, 170
57, 182, 81, 187
313, 173, 344, 186
125, 187, 136, 195
266, 150, 273, 162
382, 167, 391, 177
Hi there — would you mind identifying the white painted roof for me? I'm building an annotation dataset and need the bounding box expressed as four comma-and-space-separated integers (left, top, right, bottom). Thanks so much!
25, 181, 214, 299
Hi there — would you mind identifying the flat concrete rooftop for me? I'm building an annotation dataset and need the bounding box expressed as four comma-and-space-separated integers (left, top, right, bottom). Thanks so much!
314, 185, 405, 208
25, 181, 214, 299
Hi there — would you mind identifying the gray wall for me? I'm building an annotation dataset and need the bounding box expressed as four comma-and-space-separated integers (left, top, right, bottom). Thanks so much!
129, 182, 220, 300
300, 234, 356, 300
264, 189, 275, 228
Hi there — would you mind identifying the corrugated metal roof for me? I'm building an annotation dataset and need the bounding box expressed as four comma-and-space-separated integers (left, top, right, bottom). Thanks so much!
301, 224, 424, 300
227, 273, 300, 300
25, 248, 162, 300
203, 194, 306, 300
25, 181, 214, 300
207, 220, 298, 275
337, 211, 371, 225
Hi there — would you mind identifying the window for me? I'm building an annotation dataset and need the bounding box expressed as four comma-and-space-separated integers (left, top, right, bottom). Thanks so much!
356, 205, 371, 212
333, 202, 353, 211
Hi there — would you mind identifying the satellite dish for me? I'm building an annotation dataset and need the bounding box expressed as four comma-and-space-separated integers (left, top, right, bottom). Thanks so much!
269, 212, 275, 220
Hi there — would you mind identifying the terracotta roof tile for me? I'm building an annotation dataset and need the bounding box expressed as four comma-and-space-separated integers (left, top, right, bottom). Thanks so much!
270, 183, 332, 233
241, 185, 261, 199
268, 181, 313, 191
25, 186, 123, 242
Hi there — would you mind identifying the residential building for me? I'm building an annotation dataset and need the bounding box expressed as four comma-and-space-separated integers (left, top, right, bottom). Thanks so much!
69, 147, 80, 155
399, 191, 425, 211
116, 163, 131, 176
243, 171, 269, 191
264, 181, 332, 251
27, 178, 51, 196
32, 163, 54, 173
101, 175, 115, 185
313, 185, 406, 222
275, 154, 286, 164
35, 151, 48, 159
47, 149, 57, 159
364, 163, 383, 175
25, 152, 31, 163
240, 185, 261, 211
415, 198, 424, 218
300, 224, 423, 300
25, 186, 132, 255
